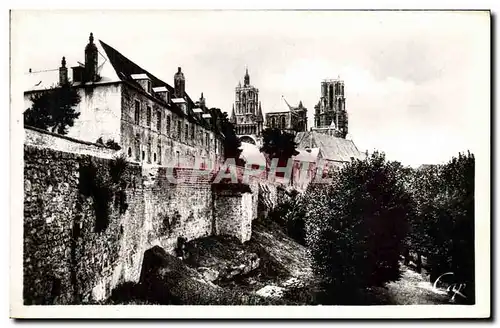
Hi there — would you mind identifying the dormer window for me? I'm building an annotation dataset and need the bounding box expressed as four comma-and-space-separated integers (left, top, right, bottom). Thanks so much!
131, 73, 152, 94
153, 86, 169, 104
172, 98, 187, 114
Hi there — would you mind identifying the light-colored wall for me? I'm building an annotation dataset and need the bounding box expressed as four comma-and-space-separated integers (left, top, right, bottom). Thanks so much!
24, 126, 119, 159
24, 83, 123, 145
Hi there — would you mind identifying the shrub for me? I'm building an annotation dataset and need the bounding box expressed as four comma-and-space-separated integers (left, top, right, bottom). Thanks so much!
268, 189, 307, 245
105, 139, 121, 150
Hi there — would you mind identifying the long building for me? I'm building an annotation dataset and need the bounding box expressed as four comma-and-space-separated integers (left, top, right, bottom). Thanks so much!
24, 33, 224, 169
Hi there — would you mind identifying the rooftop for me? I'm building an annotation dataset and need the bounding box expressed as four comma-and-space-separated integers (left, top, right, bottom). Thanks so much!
295, 131, 365, 162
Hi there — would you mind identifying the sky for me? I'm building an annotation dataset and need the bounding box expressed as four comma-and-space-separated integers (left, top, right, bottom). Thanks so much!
11, 10, 490, 167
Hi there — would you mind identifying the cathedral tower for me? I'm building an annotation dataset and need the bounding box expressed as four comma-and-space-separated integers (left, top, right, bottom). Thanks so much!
231, 68, 264, 145
313, 78, 348, 138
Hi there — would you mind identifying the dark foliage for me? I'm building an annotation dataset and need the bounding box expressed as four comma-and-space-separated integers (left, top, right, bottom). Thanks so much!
209, 107, 243, 164
268, 189, 307, 245
304, 152, 412, 304
78, 156, 129, 233
406, 152, 475, 303
105, 139, 121, 150
260, 128, 299, 166
24, 83, 81, 135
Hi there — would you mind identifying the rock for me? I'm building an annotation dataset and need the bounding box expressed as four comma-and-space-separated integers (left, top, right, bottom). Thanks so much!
256, 285, 286, 299
282, 277, 304, 288
197, 267, 219, 282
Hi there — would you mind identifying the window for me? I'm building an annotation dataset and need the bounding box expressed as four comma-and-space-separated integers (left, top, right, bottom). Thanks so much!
157, 144, 162, 165
166, 116, 171, 135
190, 124, 195, 140
281, 116, 286, 129
127, 147, 132, 157
134, 100, 140, 124
177, 120, 182, 140
206, 132, 209, 146
147, 139, 152, 163
135, 134, 140, 161
147, 80, 152, 94
176, 151, 180, 166
142, 151, 145, 161
146, 106, 152, 127
153, 153, 157, 163
185, 123, 188, 141
157, 111, 161, 132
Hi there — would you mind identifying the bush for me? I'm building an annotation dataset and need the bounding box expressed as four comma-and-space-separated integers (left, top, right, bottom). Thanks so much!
268, 189, 307, 245
304, 152, 412, 304
105, 139, 121, 150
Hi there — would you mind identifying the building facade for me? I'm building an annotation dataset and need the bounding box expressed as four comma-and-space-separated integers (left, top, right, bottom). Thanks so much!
313, 79, 348, 138
24, 33, 224, 169
265, 97, 308, 133
229, 68, 264, 145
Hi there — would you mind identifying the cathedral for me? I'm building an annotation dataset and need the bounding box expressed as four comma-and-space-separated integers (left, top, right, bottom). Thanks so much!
265, 96, 308, 133
230, 68, 264, 145
313, 78, 348, 138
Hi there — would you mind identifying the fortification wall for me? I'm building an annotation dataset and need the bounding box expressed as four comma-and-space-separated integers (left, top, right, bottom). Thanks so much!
23, 146, 279, 304
24, 126, 119, 159
23, 146, 219, 304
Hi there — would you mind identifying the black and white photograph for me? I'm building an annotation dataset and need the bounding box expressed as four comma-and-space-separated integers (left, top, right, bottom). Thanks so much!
9, 9, 490, 319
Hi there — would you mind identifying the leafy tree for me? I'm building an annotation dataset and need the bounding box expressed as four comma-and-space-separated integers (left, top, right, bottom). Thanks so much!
209, 107, 242, 163
304, 152, 412, 304
407, 152, 475, 303
24, 83, 81, 135
260, 128, 299, 166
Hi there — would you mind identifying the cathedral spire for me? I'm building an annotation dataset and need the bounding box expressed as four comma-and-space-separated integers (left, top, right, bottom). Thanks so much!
256, 102, 263, 122
230, 104, 236, 124
244, 66, 250, 86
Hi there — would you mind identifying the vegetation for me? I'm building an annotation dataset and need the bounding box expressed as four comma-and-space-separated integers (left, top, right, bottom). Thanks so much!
302, 152, 412, 304
260, 128, 299, 165
406, 152, 475, 303
267, 189, 307, 245
266, 150, 475, 305
24, 83, 81, 135
209, 107, 243, 164
96, 137, 121, 150
78, 155, 129, 232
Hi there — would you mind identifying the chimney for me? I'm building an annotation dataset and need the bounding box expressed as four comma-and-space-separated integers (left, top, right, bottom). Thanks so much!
59, 56, 68, 85
174, 67, 185, 98
84, 32, 98, 82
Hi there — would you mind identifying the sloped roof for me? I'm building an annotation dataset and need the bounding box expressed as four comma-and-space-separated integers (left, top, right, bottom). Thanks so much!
24, 37, 222, 137
240, 142, 267, 167
295, 131, 365, 162
293, 148, 320, 163
24, 41, 120, 93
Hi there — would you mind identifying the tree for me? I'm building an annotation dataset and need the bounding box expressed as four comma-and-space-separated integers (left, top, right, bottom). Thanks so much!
24, 83, 81, 135
260, 128, 299, 165
209, 107, 242, 163
304, 152, 412, 304
407, 152, 475, 303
